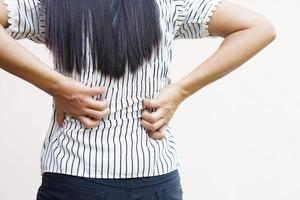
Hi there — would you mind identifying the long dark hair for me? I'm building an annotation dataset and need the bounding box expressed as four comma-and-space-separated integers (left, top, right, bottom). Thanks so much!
41, 0, 162, 79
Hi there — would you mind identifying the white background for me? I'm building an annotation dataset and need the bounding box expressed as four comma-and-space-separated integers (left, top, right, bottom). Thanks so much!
0, 0, 299, 199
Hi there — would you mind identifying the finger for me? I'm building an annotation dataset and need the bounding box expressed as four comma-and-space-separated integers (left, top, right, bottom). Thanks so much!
101, 108, 111, 120
86, 98, 109, 111
85, 86, 106, 97
148, 125, 167, 140
82, 107, 104, 120
141, 117, 166, 132
77, 116, 100, 129
84, 107, 111, 120
56, 109, 66, 127
141, 108, 164, 123
143, 98, 160, 109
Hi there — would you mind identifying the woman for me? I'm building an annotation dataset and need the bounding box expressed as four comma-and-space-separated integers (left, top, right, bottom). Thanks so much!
0, 0, 276, 199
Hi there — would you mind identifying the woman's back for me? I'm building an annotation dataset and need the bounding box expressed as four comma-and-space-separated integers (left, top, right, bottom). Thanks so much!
3, 0, 223, 178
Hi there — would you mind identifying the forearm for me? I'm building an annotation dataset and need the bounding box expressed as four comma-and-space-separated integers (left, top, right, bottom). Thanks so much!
174, 23, 276, 100
0, 25, 66, 96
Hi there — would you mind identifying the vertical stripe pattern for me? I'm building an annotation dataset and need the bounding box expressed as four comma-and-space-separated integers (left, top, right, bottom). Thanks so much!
4, 0, 223, 178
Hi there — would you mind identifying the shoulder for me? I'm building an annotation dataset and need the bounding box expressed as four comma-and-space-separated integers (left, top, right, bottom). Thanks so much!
2, 0, 46, 43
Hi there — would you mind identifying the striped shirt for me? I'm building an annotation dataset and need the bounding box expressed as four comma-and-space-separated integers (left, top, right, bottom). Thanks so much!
4, 0, 222, 178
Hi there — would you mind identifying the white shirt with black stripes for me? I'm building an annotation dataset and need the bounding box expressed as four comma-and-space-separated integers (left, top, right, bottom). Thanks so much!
3, 0, 222, 178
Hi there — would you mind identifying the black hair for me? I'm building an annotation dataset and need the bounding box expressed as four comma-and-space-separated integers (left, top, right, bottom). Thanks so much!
41, 0, 162, 79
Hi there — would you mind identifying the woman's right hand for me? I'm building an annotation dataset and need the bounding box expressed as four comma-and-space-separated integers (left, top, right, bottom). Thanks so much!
53, 77, 110, 129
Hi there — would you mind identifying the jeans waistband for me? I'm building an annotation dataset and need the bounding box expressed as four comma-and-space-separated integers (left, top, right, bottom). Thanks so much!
42, 169, 180, 189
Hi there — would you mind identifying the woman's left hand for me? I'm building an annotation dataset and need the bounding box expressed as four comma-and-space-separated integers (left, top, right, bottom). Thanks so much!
141, 84, 187, 140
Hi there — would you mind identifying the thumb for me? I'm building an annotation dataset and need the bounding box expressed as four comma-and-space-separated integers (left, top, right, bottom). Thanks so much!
143, 98, 160, 109
56, 108, 66, 127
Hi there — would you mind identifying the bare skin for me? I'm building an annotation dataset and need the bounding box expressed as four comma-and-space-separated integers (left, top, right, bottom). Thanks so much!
141, 0, 276, 139
0, 0, 110, 129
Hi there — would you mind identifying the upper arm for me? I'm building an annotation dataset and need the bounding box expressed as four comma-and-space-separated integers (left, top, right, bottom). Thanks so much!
173, 0, 275, 40
0, 0, 46, 43
207, 0, 276, 38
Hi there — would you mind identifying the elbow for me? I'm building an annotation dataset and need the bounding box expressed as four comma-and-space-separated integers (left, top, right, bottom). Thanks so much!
270, 27, 277, 41
263, 21, 276, 42
256, 17, 277, 42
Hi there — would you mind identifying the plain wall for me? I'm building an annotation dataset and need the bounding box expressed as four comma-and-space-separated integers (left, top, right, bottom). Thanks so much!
0, 0, 299, 199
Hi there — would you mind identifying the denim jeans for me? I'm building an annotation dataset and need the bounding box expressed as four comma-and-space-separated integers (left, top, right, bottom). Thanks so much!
36, 170, 183, 200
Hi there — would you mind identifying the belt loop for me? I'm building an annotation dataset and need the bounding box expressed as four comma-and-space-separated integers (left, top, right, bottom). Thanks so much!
155, 189, 166, 200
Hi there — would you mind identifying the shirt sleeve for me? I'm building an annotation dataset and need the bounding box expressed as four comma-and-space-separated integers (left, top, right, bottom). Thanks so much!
3, 0, 46, 44
174, 0, 223, 40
